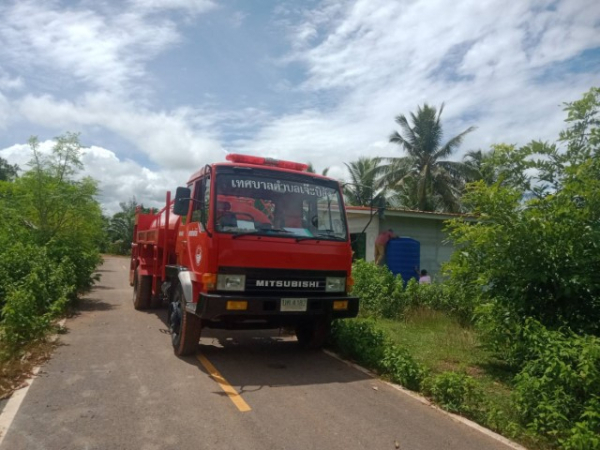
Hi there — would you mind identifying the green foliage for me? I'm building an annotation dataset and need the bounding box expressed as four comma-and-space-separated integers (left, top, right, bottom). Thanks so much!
381, 103, 476, 212
0, 133, 104, 356
351, 259, 401, 318
422, 371, 482, 415
445, 87, 600, 339
380, 345, 426, 391
329, 318, 426, 391
343, 157, 387, 207
351, 260, 473, 322
330, 318, 388, 369
1, 249, 76, 351
107, 197, 151, 255
0, 157, 19, 182
511, 320, 600, 447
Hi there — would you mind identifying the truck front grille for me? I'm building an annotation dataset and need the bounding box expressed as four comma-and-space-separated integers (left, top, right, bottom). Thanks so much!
218, 266, 346, 296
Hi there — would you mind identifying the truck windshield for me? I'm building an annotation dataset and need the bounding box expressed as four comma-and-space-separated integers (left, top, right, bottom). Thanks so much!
214, 172, 348, 241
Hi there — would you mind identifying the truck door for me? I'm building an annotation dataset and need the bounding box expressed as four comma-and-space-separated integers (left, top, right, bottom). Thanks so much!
186, 173, 211, 274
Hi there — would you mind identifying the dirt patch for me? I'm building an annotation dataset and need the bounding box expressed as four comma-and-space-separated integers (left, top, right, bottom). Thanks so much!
0, 340, 58, 400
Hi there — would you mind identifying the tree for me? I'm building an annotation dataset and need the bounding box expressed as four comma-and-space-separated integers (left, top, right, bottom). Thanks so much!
445, 87, 600, 338
108, 197, 143, 255
382, 103, 476, 212
343, 157, 386, 207
0, 157, 19, 182
306, 163, 330, 176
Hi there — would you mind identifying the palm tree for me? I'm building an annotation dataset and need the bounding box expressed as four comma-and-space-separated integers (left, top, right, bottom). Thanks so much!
381, 103, 476, 212
306, 163, 330, 176
463, 149, 497, 185
108, 197, 147, 254
343, 157, 386, 207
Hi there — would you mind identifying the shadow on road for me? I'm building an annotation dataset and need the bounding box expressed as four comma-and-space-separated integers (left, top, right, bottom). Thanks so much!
75, 297, 116, 312
134, 306, 370, 389
90, 285, 114, 291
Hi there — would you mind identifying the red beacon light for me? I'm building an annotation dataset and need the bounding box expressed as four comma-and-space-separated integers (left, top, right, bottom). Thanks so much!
226, 153, 309, 172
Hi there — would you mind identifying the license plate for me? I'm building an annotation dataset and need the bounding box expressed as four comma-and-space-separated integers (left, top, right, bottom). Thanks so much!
280, 298, 308, 312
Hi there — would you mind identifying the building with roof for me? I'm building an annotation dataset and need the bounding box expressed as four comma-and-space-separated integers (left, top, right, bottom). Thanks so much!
346, 206, 470, 280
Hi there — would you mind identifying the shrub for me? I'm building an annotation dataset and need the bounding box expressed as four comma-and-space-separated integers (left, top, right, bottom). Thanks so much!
351, 260, 474, 323
330, 318, 388, 369
422, 371, 482, 415
0, 251, 75, 354
511, 320, 600, 447
380, 345, 427, 391
351, 260, 402, 318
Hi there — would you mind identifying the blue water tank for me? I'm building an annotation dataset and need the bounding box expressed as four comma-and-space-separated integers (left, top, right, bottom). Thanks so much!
386, 237, 420, 284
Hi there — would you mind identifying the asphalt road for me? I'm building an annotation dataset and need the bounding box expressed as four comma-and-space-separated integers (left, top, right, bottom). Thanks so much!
0, 256, 518, 450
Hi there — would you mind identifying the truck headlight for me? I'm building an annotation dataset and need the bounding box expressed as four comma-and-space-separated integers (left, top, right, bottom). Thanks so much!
326, 277, 345, 292
217, 274, 246, 291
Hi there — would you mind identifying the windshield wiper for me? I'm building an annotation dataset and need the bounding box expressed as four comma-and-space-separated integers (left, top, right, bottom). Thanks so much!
231, 228, 292, 239
295, 233, 346, 242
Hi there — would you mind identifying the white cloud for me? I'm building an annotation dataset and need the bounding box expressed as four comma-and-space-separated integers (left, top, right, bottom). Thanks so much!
128, 0, 216, 15
0, 1, 187, 94
0, 140, 183, 215
16, 93, 225, 171
0, 68, 23, 91
239, 0, 600, 174
0, 92, 10, 129
1, 0, 598, 206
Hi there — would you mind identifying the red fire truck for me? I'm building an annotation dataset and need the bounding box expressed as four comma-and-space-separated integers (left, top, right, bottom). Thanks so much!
130, 154, 359, 355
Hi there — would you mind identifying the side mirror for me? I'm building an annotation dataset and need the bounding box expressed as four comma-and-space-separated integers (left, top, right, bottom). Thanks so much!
173, 187, 191, 216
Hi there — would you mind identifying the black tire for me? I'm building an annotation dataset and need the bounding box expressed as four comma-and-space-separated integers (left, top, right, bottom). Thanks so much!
150, 294, 163, 309
168, 284, 201, 356
295, 318, 331, 349
132, 269, 152, 310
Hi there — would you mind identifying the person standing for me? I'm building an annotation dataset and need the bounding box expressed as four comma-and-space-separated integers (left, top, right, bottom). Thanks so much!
419, 269, 432, 284
374, 229, 396, 265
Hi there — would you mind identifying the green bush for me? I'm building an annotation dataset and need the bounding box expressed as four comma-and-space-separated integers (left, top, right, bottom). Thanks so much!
422, 371, 482, 415
0, 133, 104, 356
0, 249, 76, 353
330, 318, 388, 369
351, 260, 473, 322
351, 259, 401, 318
445, 88, 600, 337
511, 321, 600, 447
380, 345, 427, 391
330, 318, 427, 392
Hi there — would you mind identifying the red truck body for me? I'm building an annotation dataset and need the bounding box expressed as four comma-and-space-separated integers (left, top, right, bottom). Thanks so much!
130, 154, 359, 355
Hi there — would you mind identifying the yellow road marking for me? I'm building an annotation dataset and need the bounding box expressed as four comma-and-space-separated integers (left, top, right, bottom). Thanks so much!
196, 353, 251, 412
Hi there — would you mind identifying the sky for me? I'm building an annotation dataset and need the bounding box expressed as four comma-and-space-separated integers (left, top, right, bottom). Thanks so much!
0, 0, 599, 215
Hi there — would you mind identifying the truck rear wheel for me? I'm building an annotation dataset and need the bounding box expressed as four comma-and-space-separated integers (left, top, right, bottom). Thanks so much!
168, 284, 201, 356
133, 269, 151, 310
295, 319, 331, 349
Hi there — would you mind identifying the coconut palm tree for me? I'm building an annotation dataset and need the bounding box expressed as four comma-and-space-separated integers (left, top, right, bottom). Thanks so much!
463, 149, 497, 185
306, 163, 330, 176
343, 157, 386, 207
380, 103, 476, 212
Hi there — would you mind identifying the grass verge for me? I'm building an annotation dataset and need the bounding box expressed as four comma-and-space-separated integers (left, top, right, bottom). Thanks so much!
329, 309, 546, 449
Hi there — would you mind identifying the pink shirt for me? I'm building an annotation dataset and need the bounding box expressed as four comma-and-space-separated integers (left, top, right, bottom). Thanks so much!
419, 275, 431, 284
375, 231, 394, 245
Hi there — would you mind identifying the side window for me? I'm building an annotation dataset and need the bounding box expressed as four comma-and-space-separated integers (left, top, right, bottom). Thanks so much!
202, 174, 211, 224
190, 181, 203, 223
190, 175, 211, 225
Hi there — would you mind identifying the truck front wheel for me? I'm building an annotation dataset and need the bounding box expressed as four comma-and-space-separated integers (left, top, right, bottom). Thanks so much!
295, 318, 331, 349
168, 284, 201, 356
132, 269, 151, 310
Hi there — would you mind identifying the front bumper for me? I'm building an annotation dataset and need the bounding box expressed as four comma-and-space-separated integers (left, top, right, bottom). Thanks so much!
193, 293, 359, 322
